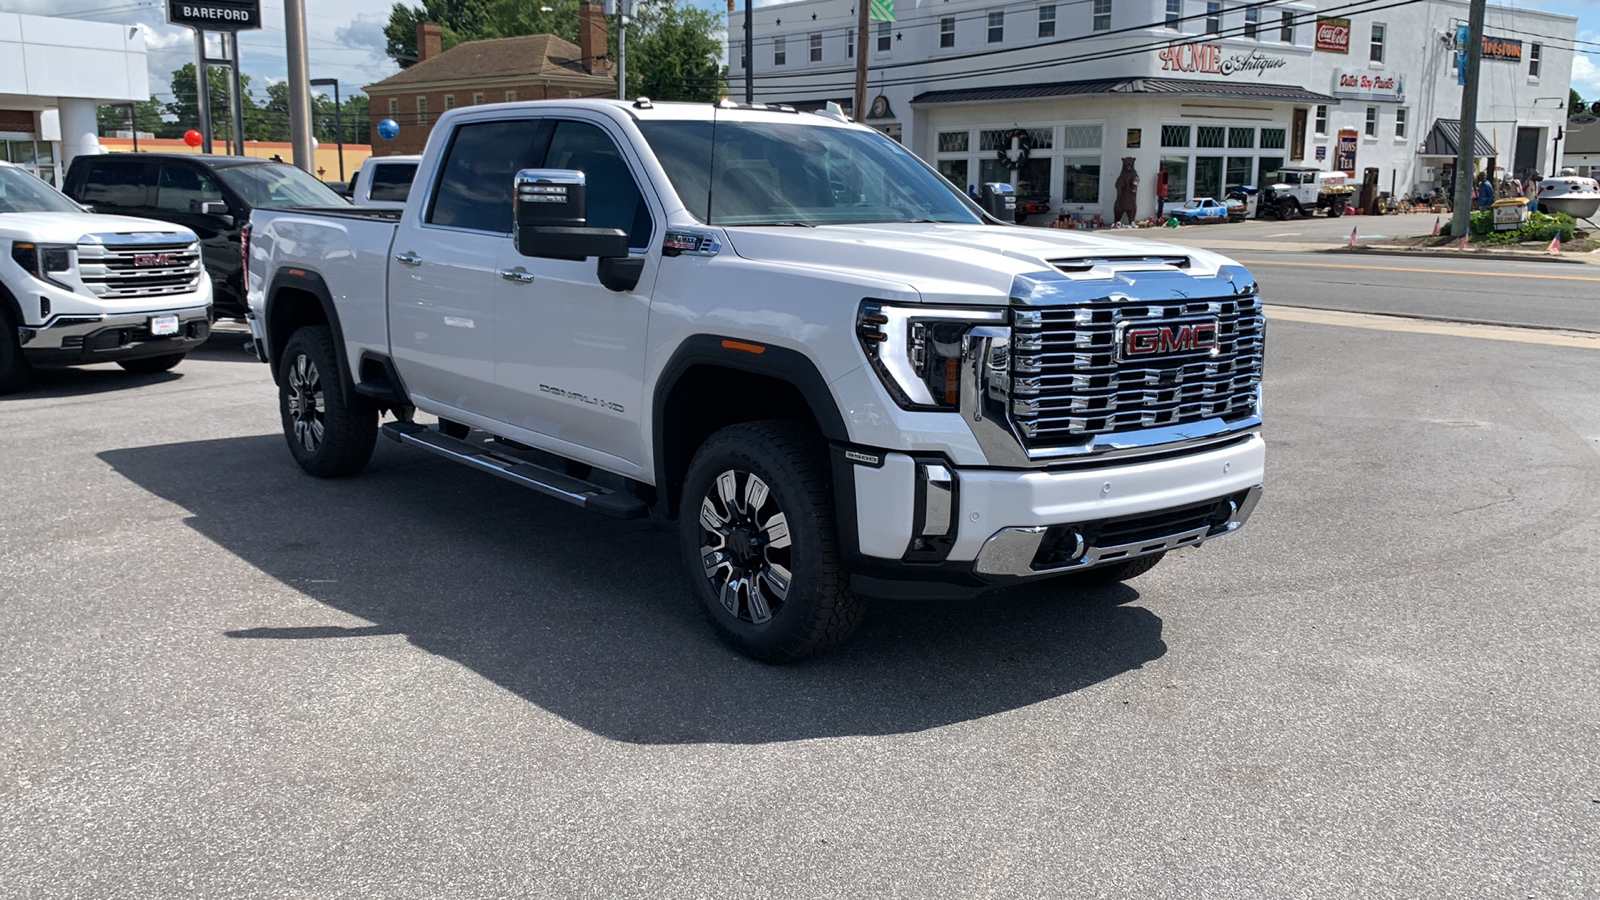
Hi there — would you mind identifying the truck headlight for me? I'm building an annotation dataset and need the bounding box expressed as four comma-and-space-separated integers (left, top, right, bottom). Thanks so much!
857, 300, 1005, 411
10, 242, 74, 290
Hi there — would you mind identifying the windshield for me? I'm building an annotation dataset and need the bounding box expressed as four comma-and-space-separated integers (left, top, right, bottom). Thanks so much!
0, 166, 83, 214
638, 120, 982, 226
216, 163, 349, 209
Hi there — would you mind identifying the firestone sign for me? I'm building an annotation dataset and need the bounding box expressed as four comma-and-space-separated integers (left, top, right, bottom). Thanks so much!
1158, 43, 1289, 78
167, 0, 260, 31
1315, 17, 1351, 53
1333, 68, 1403, 101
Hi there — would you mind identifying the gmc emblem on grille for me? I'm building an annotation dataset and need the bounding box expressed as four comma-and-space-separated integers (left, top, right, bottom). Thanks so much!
1117, 318, 1220, 361
133, 253, 176, 267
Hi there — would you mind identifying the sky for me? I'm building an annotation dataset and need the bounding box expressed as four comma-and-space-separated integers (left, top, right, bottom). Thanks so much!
5, 0, 1599, 104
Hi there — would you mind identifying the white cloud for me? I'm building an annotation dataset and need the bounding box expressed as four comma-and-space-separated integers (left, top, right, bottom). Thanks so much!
1574, 54, 1600, 99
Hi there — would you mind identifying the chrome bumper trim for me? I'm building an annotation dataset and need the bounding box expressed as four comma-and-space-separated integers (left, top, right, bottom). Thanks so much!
973, 484, 1264, 579
18, 304, 211, 350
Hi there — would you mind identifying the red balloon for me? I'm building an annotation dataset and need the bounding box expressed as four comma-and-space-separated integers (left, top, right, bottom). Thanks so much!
183, 129, 202, 148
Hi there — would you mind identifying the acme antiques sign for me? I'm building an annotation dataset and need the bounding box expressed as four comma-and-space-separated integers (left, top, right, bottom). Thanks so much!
1315, 17, 1350, 53
1158, 43, 1289, 77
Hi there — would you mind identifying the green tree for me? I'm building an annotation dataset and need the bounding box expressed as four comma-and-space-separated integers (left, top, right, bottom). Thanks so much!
165, 63, 264, 144
339, 94, 370, 145
1572, 87, 1585, 114
382, 0, 498, 69
97, 97, 173, 139
625, 0, 723, 101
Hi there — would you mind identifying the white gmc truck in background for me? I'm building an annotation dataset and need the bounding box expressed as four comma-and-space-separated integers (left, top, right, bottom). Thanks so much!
245, 99, 1265, 662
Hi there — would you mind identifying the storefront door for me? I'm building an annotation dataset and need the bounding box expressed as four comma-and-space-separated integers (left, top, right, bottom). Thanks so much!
1194, 156, 1223, 200
1225, 157, 1253, 193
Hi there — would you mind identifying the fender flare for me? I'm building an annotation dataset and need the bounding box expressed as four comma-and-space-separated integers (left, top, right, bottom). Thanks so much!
263, 267, 358, 407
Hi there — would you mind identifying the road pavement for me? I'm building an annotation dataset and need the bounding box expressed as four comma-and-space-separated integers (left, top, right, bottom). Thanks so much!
3, 291, 1598, 897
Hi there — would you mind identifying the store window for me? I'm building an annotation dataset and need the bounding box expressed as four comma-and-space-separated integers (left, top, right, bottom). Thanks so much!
878, 21, 892, 52
1197, 126, 1224, 149
1038, 5, 1056, 38
938, 159, 969, 191
940, 17, 956, 48
774, 36, 786, 65
847, 29, 854, 58
1369, 23, 1385, 63
1314, 105, 1328, 136
1092, 0, 1111, 32
1243, 6, 1258, 39
988, 11, 1004, 43
1256, 157, 1283, 188
1261, 128, 1286, 149
1160, 156, 1189, 203
1166, 0, 1182, 29
1395, 107, 1408, 139
1365, 106, 1378, 137
1161, 124, 1191, 147
1060, 125, 1100, 149
810, 33, 822, 62
1205, 1, 1220, 34
1530, 43, 1542, 78
1280, 10, 1294, 42
1062, 157, 1100, 204
938, 131, 970, 153
1228, 127, 1255, 149
1225, 156, 1252, 193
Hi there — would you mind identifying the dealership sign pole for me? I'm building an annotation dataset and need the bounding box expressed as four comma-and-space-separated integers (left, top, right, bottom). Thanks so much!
167, 0, 262, 155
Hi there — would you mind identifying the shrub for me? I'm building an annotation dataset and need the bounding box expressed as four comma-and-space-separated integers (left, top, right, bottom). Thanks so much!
1438, 210, 1575, 243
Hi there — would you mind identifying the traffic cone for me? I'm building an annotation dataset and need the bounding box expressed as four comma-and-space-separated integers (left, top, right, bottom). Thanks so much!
1458, 235, 1470, 250
1548, 236, 1561, 255
1431, 216, 1440, 236
1349, 226, 1358, 248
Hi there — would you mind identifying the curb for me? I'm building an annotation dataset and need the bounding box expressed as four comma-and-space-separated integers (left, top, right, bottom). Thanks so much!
1322, 246, 1600, 266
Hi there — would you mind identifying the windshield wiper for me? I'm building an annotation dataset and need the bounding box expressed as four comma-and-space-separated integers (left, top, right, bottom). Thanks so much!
737, 221, 816, 228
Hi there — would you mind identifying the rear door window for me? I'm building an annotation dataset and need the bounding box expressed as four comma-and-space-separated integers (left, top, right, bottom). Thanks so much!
77, 159, 150, 208
369, 162, 417, 203
427, 120, 550, 233
154, 164, 224, 212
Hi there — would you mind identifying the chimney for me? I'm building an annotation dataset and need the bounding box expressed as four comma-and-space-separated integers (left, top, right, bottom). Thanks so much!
417, 22, 443, 63
578, 2, 610, 75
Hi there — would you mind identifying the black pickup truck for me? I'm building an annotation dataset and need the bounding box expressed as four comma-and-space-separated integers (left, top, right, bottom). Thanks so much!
62, 154, 349, 316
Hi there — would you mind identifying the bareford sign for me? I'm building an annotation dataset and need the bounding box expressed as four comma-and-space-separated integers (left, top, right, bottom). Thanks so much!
167, 0, 261, 31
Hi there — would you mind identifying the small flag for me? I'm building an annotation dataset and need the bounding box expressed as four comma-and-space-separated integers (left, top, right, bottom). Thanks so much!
1458, 235, 1469, 250
868, 0, 894, 21
1548, 236, 1561, 254
1431, 216, 1440, 236
1349, 226, 1357, 248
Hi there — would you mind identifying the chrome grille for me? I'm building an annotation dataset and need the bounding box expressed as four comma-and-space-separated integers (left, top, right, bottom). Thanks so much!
1009, 294, 1263, 445
77, 241, 203, 299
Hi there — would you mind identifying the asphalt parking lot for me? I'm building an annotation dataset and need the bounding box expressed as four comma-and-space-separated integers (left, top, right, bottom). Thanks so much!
3, 310, 1598, 897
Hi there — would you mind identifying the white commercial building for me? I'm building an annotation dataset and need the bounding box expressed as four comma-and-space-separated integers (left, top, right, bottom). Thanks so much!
0, 12, 150, 184
737, 0, 1575, 221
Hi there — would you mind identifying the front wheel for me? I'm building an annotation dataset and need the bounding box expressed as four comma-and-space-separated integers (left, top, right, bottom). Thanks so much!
680, 421, 864, 663
277, 325, 377, 478
0, 307, 30, 394
117, 352, 186, 374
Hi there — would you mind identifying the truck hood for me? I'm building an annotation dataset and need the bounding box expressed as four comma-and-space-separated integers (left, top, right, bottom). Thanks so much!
720, 222, 1242, 305
0, 211, 197, 245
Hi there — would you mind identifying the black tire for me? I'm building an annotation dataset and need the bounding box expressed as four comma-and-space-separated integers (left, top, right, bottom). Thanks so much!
438, 418, 470, 440
0, 303, 31, 394
1056, 552, 1166, 589
1286, 199, 1302, 220
277, 325, 377, 478
680, 420, 864, 663
117, 352, 186, 374
1327, 200, 1344, 218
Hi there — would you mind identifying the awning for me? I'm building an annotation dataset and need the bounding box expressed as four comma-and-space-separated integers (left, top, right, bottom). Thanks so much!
1422, 119, 1497, 157
910, 77, 1336, 106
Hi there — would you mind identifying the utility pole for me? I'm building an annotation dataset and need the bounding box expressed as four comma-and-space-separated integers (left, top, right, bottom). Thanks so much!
193, 31, 213, 153
853, 2, 869, 122
311, 78, 345, 181
1450, 0, 1486, 239
283, 0, 315, 172
617, 13, 628, 100
744, 0, 754, 103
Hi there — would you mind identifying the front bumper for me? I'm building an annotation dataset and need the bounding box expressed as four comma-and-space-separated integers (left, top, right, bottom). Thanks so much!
842, 432, 1265, 597
18, 304, 212, 366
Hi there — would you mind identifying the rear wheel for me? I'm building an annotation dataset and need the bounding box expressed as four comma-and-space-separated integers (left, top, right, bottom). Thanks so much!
1057, 553, 1165, 589
117, 352, 186, 374
0, 304, 30, 394
680, 421, 864, 663
277, 325, 377, 478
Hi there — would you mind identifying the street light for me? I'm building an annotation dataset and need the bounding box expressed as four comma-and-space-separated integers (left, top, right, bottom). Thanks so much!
309, 77, 344, 182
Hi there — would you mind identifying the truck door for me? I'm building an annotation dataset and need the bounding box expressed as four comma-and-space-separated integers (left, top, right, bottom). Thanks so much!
387, 118, 551, 425
494, 117, 659, 474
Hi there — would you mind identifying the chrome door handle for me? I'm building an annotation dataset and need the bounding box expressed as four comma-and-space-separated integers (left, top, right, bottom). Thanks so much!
394, 252, 423, 267
499, 267, 535, 284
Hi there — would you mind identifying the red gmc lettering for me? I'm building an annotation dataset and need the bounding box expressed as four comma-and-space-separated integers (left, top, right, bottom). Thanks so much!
1125, 323, 1219, 356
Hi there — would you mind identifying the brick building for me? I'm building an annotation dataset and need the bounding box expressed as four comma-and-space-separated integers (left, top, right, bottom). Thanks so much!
365, 5, 614, 156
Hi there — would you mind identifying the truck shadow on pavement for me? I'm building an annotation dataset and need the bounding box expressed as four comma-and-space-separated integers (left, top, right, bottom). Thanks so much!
99, 435, 1168, 745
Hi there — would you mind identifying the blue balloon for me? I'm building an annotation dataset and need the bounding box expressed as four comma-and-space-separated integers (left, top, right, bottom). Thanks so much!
377, 118, 399, 140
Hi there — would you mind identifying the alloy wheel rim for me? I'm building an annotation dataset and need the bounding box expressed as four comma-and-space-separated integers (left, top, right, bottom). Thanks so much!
286, 352, 325, 453
698, 469, 792, 625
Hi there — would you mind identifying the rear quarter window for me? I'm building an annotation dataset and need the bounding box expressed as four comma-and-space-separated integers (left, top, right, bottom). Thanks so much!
369, 163, 417, 203
77, 160, 148, 208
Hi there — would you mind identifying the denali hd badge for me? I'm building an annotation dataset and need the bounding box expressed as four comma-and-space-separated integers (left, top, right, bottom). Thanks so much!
1117, 318, 1220, 361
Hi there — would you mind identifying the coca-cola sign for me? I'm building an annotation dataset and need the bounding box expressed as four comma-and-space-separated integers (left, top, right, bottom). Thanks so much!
1316, 16, 1350, 53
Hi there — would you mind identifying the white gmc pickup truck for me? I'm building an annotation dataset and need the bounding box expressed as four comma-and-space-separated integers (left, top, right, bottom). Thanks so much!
246, 99, 1265, 662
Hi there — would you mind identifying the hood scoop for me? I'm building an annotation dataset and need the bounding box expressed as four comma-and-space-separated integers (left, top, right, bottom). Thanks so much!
1048, 254, 1192, 275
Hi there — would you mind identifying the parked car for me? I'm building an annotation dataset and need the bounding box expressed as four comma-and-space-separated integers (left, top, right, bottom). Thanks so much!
348, 155, 420, 209
0, 161, 212, 392
246, 99, 1265, 662
62, 153, 349, 317
1169, 197, 1230, 223
1224, 187, 1259, 221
